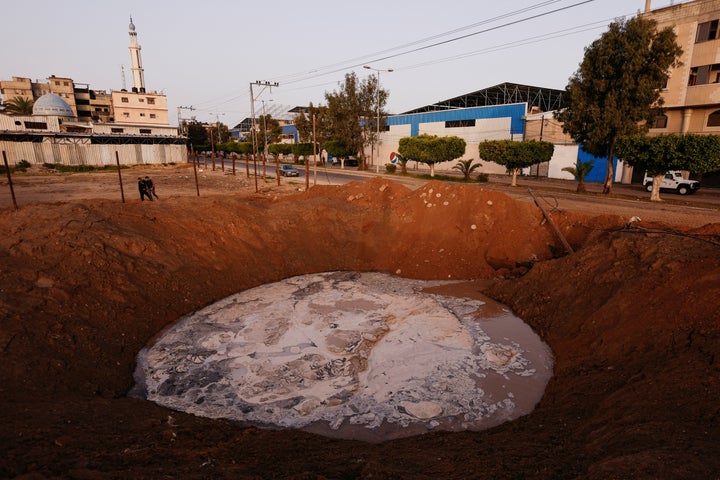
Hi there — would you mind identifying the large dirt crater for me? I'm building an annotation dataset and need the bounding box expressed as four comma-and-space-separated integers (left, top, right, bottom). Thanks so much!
1, 174, 719, 479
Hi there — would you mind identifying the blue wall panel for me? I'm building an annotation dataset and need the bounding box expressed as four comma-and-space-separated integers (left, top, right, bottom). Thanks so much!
577, 146, 617, 183
387, 103, 526, 138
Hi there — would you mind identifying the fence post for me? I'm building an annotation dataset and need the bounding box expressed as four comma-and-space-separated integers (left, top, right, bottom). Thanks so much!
193, 153, 200, 197
2, 151, 19, 210
115, 151, 125, 203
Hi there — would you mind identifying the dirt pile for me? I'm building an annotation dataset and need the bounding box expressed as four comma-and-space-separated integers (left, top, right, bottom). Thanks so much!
1, 171, 719, 479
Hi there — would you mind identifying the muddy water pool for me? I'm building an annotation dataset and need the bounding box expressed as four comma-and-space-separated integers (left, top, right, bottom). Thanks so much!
133, 272, 553, 442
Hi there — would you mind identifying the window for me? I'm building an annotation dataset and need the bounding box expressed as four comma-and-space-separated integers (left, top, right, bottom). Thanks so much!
707, 109, 720, 126
139, 113, 146, 117
147, 97, 155, 104
139, 98, 145, 103
688, 64, 720, 86
121, 97, 129, 103
149, 114, 156, 119
696, 19, 719, 43
63, 81, 69, 87
445, 119, 476, 128
24, 121, 48, 129
123, 112, 130, 118
139, 128, 152, 134
111, 127, 124, 133
652, 115, 668, 129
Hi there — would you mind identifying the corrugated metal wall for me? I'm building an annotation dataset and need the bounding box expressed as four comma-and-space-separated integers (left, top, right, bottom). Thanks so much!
0, 141, 186, 166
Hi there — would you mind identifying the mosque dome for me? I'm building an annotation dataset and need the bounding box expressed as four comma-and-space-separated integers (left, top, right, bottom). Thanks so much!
33, 93, 74, 117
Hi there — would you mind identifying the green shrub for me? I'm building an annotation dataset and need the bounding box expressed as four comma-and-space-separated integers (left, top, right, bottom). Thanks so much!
15, 160, 31, 171
477, 172, 489, 182
42, 163, 118, 173
385, 163, 397, 174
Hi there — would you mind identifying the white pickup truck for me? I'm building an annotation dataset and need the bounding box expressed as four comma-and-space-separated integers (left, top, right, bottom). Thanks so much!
643, 171, 700, 195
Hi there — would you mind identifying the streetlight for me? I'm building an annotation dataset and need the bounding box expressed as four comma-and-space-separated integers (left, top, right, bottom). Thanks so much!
363, 65, 393, 168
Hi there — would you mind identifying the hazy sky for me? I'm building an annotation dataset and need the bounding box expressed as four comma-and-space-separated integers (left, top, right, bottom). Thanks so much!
1, 0, 684, 126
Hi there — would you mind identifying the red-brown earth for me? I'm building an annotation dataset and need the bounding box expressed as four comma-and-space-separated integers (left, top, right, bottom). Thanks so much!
1, 164, 719, 479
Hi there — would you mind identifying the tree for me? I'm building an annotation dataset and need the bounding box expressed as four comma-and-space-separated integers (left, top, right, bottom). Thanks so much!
324, 140, 354, 166
268, 143, 292, 157
215, 123, 231, 144
291, 143, 315, 164
616, 133, 720, 201
562, 159, 595, 193
257, 114, 282, 152
453, 158, 481, 181
3, 96, 34, 115
478, 140, 554, 186
235, 142, 254, 156
324, 72, 383, 168
398, 134, 466, 177
186, 121, 208, 150
557, 16, 683, 194
294, 103, 331, 164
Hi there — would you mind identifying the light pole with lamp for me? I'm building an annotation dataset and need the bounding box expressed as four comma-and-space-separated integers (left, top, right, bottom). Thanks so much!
363, 65, 393, 170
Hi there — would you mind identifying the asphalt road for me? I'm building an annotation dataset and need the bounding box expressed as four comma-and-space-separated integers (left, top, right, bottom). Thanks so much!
221, 159, 720, 218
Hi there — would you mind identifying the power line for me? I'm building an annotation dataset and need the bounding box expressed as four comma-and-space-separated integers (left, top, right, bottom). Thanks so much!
193, 0, 634, 119
273, 0, 571, 83
280, 0, 598, 86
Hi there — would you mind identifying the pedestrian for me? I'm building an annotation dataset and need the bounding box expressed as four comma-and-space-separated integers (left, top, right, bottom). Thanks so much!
145, 176, 159, 199
138, 176, 153, 202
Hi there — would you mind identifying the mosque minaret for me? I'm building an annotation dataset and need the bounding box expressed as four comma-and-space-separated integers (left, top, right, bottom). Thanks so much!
128, 16, 146, 93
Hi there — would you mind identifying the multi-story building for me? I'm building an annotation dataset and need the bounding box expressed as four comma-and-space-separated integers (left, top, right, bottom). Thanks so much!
644, 0, 720, 135
0, 76, 34, 102
111, 90, 168, 125
1, 75, 76, 117
74, 84, 113, 123
1, 18, 169, 128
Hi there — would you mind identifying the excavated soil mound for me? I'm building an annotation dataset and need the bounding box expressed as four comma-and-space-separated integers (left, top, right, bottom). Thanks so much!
1, 172, 719, 479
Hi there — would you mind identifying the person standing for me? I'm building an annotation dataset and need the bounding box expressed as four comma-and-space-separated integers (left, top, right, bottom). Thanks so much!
138, 176, 153, 201
145, 176, 159, 199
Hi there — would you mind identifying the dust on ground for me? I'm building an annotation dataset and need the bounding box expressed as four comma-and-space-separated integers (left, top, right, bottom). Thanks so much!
1, 164, 719, 479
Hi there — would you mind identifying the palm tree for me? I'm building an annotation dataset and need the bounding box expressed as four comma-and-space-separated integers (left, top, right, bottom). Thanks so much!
562, 159, 595, 193
453, 158, 481, 181
3, 96, 34, 115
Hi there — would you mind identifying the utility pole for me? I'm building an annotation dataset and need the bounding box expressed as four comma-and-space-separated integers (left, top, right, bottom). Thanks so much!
363, 65, 393, 170
249, 81, 279, 192
177, 105, 195, 136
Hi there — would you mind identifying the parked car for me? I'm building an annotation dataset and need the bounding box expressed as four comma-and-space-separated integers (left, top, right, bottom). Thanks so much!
643, 171, 700, 195
279, 164, 300, 177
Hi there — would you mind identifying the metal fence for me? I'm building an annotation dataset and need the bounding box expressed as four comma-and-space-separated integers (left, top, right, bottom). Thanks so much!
0, 141, 186, 166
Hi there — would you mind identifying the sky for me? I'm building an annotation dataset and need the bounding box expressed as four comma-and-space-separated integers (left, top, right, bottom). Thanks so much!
1, 0, 686, 127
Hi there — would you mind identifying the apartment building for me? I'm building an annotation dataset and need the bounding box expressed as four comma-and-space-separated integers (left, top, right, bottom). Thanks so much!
644, 0, 720, 135
111, 90, 169, 125
1, 75, 77, 116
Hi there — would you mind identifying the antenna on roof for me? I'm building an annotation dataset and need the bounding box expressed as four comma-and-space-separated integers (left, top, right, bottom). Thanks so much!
120, 65, 127, 91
